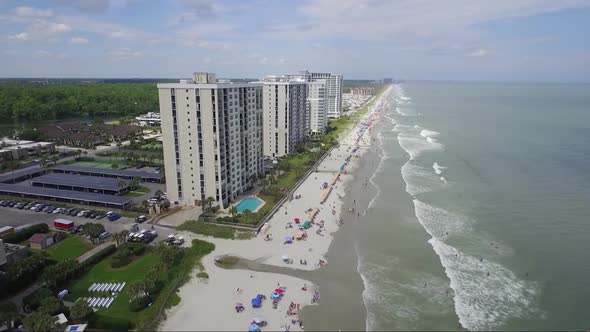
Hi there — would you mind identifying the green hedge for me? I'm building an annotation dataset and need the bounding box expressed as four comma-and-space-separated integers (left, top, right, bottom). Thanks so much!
110, 243, 146, 268
2, 223, 49, 244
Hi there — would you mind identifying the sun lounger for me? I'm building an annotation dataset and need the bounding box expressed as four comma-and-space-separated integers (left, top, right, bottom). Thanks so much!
100, 298, 109, 307
88, 283, 96, 292
105, 297, 115, 308
119, 282, 127, 291
90, 298, 99, 307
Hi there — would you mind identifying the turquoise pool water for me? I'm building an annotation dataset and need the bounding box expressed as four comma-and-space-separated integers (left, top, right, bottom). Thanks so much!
236, 197, 262, 213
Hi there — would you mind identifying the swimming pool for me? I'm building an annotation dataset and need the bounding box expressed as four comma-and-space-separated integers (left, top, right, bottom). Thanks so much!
235, 197, 262, 213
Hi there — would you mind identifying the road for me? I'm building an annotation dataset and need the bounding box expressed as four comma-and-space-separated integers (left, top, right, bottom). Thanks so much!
0, 207, 176, 244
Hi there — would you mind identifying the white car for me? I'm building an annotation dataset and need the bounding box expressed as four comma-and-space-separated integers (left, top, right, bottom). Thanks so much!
30, 204, 41, 210
77, 210, 89, 217
106, 211, 114, 215
52, 208, 62, 214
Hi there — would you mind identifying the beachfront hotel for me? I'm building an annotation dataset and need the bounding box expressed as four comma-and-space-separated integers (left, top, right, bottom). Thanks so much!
261, 76, 307, 158
287, 70, 343, 119
306, 80, 327, 136
157, 72, 264, 208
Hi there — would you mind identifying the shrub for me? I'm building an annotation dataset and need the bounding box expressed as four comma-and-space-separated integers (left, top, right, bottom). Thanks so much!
128, 296, 151, 312
110, 243, 146, 268
23, 288, 53, 312
2, 223, 49, 244
196, 271, 209, 279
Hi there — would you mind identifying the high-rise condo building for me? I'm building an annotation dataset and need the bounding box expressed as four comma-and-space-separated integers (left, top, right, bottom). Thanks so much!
306, 80, 327, 136
261, 76, 307, 158
287, 70, 343, 119
158, 72, 263, 208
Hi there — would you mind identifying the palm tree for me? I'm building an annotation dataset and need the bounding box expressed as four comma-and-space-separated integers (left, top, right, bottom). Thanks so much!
205, 196, 216, 213
49, 155, 59, 166
229, 206, 238, 219
154, 189, 163, 198
117, 180, 128, 192
75, 149, 82, 159
82, 150, 88, 158
116, 142, 122, 152
127, 280, 147, 299
242, 210, 253, 224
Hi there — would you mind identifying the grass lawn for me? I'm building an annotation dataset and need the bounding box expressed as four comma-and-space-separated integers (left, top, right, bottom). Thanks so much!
65, 252, 161, 330
178, 220, 237, 239
47, 236, 93, 261
125, 186, 150, 197
70, 159, 130, 169
65, 240, 215, 330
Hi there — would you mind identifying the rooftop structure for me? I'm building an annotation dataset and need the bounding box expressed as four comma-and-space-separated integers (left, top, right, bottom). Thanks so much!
31, 173, 130, 195
286, 70, 343, 119
0, 239, 29, 266
51, 165, 163, 183
157, 72, 264, 207
135, 112, 161, 127
0, 183, 132, 208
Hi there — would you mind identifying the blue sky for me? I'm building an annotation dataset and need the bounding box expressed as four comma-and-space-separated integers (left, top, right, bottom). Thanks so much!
1, 0, 589, 81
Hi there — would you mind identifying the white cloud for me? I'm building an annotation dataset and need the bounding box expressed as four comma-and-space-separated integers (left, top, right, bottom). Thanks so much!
70, 37, 89, 44
109, 48, 144, 60
9, 32, 31, 41
34, 50, 52, 57
14, 6, 54, 18
466, 49, 489, 57
290, 0, 590, 40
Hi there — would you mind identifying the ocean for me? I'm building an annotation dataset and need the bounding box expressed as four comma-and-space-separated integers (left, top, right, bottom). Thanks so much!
357, 82, 590, 330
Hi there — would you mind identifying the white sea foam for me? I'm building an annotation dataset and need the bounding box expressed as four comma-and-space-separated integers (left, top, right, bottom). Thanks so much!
397, 133, 443, 160
412, 200, 540, 330
420, 129, 440, 138
401, 162, 444, 196
426, 137, 438, 144
433, 162, 447, 175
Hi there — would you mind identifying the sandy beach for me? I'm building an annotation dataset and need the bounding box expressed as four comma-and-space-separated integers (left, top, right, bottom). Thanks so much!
160, 87, 392, 332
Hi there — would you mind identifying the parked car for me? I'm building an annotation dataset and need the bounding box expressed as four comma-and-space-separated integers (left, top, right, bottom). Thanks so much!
70, 224, 83, 234
107, 213, 121, 222
95, 214, 106, 220
98, 231, 112, 240
23, 202, 34, 210
52, 208, 62, 214
87, 212, 96, 219
135, 215, 147, 223
34, 205, 45, 212
69, 209, 79, 216
46, 207, 55, 214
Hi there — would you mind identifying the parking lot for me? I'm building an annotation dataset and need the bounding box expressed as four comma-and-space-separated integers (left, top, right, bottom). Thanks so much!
0, 203, 176, 245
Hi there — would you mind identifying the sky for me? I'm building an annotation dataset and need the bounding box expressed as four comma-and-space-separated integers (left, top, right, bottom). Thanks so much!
1, 0, 590, 82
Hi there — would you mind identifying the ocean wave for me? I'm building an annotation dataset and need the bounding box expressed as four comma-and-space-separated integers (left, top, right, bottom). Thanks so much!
413, 200, 540, 331
397, 133, 444, 160
426, 137, 438, 144
401, 162, 444, 196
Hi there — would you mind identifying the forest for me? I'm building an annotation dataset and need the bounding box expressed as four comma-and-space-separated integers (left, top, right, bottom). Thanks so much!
0, 82, 159, 120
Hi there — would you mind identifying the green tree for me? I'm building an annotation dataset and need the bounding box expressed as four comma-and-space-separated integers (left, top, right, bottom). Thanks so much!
23, 311, 56, 332
242, 209, 253, 224
127, 280, 147, 299
154, 189, 163, 198
113, 230, 129, 246
37, 297, 62, 315
81, 223, 105, 244
130, 176, 142, 191
75, 149, 82, 159
229, 206, 238, 219
0, 302, 19, 329
69, 299, 93, 322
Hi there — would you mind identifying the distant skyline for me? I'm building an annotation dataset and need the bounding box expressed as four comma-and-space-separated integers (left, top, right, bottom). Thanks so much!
1, 0, 590, 82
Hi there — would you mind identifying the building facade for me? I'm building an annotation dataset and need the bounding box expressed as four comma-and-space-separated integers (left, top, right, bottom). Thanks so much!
306, 80, 327, 135
286, 70, 343, 119
261, 77, 307, 158
158, 73, 264, 208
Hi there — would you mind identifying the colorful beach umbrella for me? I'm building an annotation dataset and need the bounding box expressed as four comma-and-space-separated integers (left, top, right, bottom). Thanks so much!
274, 288, 284, 294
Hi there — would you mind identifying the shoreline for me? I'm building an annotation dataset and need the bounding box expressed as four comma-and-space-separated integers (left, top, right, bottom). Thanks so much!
160, 87, 392, 331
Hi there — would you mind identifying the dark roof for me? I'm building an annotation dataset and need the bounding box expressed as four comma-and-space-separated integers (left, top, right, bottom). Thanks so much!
32, 173, 128, 191
52, 165, 162, 180
0, 166, 45, 183
0, 183, 132, 206
29, 233, 51, 243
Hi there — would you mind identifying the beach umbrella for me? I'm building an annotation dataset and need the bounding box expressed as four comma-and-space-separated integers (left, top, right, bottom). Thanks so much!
282, 255, 289, 261
294, 218, 300, 223
253, 316, 265, 324
274, 288, 284, 295
271, 292, 281, 299
249, 323, 261, 332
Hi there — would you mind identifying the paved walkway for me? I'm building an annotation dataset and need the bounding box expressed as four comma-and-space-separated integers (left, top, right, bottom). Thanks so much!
76, 242, 113, 263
